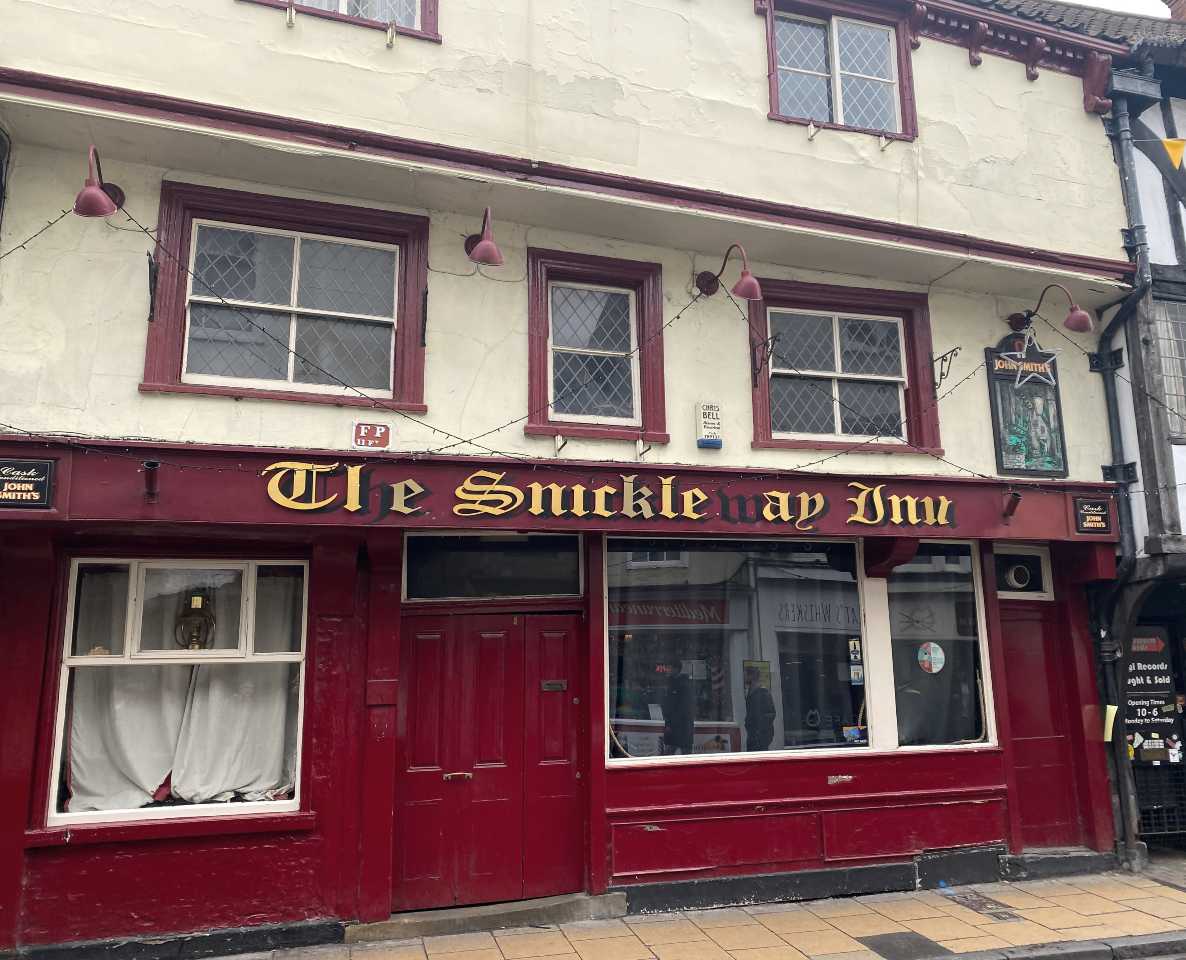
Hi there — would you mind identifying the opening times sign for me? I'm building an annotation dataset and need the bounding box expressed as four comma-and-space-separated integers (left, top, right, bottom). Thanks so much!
1127, 628, 1181, 764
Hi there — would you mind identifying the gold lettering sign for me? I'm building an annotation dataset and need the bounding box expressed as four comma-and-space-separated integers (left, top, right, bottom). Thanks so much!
261, 463, 958, 531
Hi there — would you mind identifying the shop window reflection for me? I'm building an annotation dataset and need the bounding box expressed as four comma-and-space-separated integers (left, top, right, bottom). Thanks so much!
607, 539, 867, 759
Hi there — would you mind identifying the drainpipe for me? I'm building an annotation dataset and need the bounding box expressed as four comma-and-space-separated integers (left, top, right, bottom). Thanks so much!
1098, 83, 1154, 869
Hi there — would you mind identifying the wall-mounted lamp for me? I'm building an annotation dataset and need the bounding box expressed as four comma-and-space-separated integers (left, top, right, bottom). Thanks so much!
464, 207, 504, 267
695, 243, 763, 302
73, 146, 125, 219
1009, 283, 1092, 334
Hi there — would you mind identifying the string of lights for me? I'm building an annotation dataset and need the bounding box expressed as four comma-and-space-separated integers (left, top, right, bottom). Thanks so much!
0, 209, 71, 262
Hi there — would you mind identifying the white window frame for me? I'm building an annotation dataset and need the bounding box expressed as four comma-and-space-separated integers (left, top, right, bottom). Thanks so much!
774, 13, 902, 134
603, 537, 996, 767
401, 532, 585, 602
48, 558, 309, 826
181, 218, 400, 400
993, 544, 1055, 602
299, 0, 420, 29
768, 308, 908, 442
547, 281, 642, 427
625, 550, 689, 569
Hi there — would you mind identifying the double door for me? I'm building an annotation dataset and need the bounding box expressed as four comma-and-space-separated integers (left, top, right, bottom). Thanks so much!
393, 612, 585, 910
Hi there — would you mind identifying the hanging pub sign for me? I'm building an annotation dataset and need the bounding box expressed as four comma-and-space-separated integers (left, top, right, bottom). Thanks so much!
985, 329, 1069, 479
0, 459, 54, 509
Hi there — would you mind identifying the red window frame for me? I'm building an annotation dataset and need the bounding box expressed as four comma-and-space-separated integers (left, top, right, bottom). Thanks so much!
749, 279, 940, 454
525, 249, 668, 444
238, 0, 441, 43
758, 0, 919, 142
142, 182, 429, 412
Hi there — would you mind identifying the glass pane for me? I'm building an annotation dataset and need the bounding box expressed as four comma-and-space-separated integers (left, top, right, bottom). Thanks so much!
608, 539, 866, 758
139, 568, 243, 653
888, 543, 985, 746
839, 317, 902, 376
837, 20, 893, 79
254, 566, 306, 654
770, 375, 836, 435
71, 564, 129, 658
552, 352, 635, 420
771, 312, 835, 372
293, 315, 393, 390
300, 0, 337, 9
193, 226, 294, 305
405, 535, 581, 600
297, 239, 396, 318
838, 379, 902, 437
348, 0, 417, 26
840, 75, 897, 132
777, 70, 833, 123
551, 285, 633, 353
774, 17, 830, 73
186, 304, 290, 381
60, 662, 299, 813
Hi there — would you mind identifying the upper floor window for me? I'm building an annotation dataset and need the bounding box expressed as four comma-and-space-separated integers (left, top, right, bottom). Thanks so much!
302, 0, 419, 28
1154, 299, 1186, 434
143, 183, 429, 412
750, 280, 940, 454
775, 15, 900, 134
768, 309, 906, 440
759, 2, 917, 140
526, 249, 669, 444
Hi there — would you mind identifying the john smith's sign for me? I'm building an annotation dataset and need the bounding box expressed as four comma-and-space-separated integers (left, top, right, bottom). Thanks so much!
262, 461, 955, 532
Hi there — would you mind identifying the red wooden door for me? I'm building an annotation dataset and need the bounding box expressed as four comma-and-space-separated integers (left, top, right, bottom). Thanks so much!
394, 613, 584, 911
1001, 601, 1082, 848
524, 615, 585, 899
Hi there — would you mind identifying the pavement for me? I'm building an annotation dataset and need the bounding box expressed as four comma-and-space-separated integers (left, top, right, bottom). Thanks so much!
229, 872, 1186, 960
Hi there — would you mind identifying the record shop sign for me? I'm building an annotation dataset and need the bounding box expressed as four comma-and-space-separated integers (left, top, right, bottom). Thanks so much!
262, 462, 956, 532
0, 459, 53, 509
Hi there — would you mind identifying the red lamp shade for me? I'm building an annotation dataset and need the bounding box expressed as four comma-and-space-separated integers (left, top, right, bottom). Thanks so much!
73, 146, 125, 218
731, 268, 763, 302
1064, 304, 1093, 334
464, 207, 504, 267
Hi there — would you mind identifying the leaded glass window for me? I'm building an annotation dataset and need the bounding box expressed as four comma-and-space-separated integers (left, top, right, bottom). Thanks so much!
184, 221, 398, 396
548, 282, 640, 424
768, 309, 907, 439
299, 0, 419, 27
774, 14, 900, 134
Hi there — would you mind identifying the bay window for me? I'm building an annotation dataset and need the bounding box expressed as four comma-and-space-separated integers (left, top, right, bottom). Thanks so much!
51, 559, 307, 823
606, 538, 991, 762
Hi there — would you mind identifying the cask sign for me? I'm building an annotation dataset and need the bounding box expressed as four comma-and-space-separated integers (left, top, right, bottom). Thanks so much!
0, 459, 53, 509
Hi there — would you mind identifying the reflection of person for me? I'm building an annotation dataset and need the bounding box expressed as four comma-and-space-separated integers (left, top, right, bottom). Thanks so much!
662, 657, 695, 754
744, 665, 776, 752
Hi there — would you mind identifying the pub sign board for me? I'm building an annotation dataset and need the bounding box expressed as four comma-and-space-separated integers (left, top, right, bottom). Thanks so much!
0, 459, 54, 509
985, 332, 1069, 479
1074, 497, 1113, 536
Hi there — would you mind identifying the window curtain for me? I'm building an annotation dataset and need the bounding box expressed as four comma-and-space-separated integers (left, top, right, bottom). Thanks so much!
66, 585, 298, 813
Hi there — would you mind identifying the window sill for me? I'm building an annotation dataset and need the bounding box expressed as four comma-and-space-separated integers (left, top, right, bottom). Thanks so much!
140, 380, 428, 413
767, 112, 915, 143
525, 422, 670, 444
238, 0, 442, 42
753, 437, 942, 455
26, 810, 317, 848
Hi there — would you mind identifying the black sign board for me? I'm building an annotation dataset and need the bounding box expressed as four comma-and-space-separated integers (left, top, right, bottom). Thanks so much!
985, 331, 1069, 479
1127, 629, 1173, 693
1127, 692, 1181, 763
0, 459, 53, 509
1074, 497, 1113, 535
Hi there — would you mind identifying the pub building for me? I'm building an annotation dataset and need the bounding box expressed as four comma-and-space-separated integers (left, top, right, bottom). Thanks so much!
0, 0, 1144, 951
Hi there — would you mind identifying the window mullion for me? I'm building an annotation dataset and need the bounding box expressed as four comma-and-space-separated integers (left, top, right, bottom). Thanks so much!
287, 237, 302, 384
832, 377, 842, 434
829, 20, 844, 125
859, 571, 899, 751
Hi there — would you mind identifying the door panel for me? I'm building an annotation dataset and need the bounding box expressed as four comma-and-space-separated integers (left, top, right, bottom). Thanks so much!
454, 617, 526, 905
524, 615, 585, 899
1001, 602, 1081, 849
394, 618, 454, 909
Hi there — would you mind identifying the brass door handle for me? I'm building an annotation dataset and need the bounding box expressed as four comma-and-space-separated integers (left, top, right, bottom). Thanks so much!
442, 772, 473, 781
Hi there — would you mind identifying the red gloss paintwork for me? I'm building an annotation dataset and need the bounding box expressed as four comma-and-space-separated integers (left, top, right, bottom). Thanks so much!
0, 441, 1116, 948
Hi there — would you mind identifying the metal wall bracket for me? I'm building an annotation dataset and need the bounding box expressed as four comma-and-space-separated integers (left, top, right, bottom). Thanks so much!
931, 346, 961, 396
1103, 462, 1138, 484
146, 252, 158, 322
1089, 348, 1125, 373
1122, 226, 1148, 256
